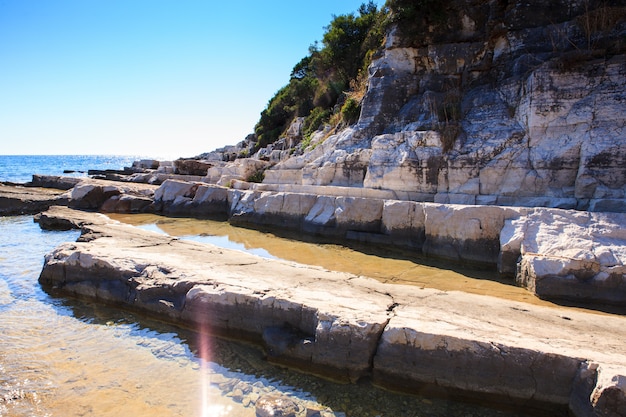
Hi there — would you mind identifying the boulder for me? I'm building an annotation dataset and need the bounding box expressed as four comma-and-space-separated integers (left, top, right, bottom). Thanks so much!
174, 159, 214, 176
68, 179, 157, 211
153, 179, 198, 203
69, 183, 117, 209
501, 209, 626, 305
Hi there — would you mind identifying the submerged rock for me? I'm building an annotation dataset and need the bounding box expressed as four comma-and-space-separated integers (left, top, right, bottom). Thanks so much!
255, 394, 298, 417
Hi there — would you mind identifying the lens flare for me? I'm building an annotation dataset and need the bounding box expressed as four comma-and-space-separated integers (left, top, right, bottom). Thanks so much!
198, 323, 218, 417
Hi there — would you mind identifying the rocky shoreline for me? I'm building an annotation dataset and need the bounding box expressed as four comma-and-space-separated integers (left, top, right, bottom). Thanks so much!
2, 175, 625, 416
33, 173, 625, 310
34, 205, 626, 417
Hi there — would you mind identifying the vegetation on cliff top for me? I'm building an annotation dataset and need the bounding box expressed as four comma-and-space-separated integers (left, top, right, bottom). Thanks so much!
252, 0, 625, 154
252, 0, 457, 152
253, 1, 386, 151
252, 0, 461, 152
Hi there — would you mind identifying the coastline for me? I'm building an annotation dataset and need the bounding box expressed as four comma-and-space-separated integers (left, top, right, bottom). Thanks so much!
36, 205, 626, 417
2, 173, 626, 416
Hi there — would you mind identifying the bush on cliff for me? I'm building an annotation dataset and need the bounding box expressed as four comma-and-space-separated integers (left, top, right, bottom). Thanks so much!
253, 1, 385, 151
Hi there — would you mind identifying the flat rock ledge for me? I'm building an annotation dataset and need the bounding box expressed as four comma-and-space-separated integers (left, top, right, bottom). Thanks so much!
0, 183, 70, 215
9, 175, 626, 307
37, 206, 626, 416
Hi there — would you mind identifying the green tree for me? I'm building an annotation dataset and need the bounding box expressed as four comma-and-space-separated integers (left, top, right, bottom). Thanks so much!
253, 2, 385, 151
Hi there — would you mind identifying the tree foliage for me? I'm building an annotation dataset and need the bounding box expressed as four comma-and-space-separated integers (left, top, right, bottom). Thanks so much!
253, 2, 385, 150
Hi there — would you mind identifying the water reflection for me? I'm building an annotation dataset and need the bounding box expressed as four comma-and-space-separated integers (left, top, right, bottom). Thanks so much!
108, 213, 550, 306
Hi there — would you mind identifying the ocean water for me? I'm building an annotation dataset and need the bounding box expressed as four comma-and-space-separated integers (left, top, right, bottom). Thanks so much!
0, 154, 149, 184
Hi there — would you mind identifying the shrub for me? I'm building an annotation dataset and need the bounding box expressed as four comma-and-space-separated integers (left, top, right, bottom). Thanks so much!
341, 97, 361, 125
246, 170, 265, 183
253, 2, 385, 151
303, 107, 331, 140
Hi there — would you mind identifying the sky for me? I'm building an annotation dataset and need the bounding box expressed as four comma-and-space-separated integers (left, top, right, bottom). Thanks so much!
0, 0, 383, 159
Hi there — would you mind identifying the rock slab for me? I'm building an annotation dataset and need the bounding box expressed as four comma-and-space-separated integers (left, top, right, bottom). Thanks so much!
37, 207, 626, 416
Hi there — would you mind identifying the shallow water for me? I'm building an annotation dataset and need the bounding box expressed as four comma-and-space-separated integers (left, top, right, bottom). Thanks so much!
108, 213, 554, 307
0, 215, 540, 417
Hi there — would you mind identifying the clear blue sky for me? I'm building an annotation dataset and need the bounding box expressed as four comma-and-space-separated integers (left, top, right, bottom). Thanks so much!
0, 0, 383, 159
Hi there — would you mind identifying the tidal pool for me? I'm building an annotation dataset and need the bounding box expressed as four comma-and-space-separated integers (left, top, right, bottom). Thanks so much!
109, 213, 555, 307
0, 214, 544, 416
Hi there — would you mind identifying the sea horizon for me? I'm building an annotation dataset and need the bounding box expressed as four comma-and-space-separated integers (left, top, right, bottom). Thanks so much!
0, 154, 175, 184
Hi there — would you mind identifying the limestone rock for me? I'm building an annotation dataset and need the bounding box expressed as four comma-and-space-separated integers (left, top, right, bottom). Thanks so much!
153, 179, 197, 203
68, 179, 157, 212
153, 179, 229, 217
0, 184, 69, 216
374, 304, 582, 407
364, 131, 443, 194
174, 159, 214, 176
501, 209, 626, 305
232, 3, 626, 212
35, 207, 626, 415
132, 159, 160, 170
69, 183, 119, 210
100, 194, 153, 213
29, 175, 82, 190
422, 204, 523, 265
381, 200, 426, 248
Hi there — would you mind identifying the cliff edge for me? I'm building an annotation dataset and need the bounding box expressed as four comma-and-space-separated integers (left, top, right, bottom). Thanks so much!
194, 0, 625, 213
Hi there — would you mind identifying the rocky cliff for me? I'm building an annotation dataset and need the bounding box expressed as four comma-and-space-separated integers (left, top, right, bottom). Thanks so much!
196, 0, 626, 212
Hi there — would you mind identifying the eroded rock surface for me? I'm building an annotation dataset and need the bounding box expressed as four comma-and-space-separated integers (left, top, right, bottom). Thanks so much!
37, 207, 626, 416
501, 209, 626, 305
0, 184, 69, 215
201, 2, 626, 214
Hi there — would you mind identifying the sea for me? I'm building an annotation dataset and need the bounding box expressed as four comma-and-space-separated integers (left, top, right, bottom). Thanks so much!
0, 154, 151, 184
0, 155, 539, 417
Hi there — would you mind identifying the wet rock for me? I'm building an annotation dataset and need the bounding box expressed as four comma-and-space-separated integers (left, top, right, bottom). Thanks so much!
255, 394, 298, 417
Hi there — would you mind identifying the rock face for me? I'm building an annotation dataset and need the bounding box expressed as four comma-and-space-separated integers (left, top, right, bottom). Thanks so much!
501, 209, 626, 305
245, 1, 626, 212
36, 207, 626, 416
133, 179, 626, 307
